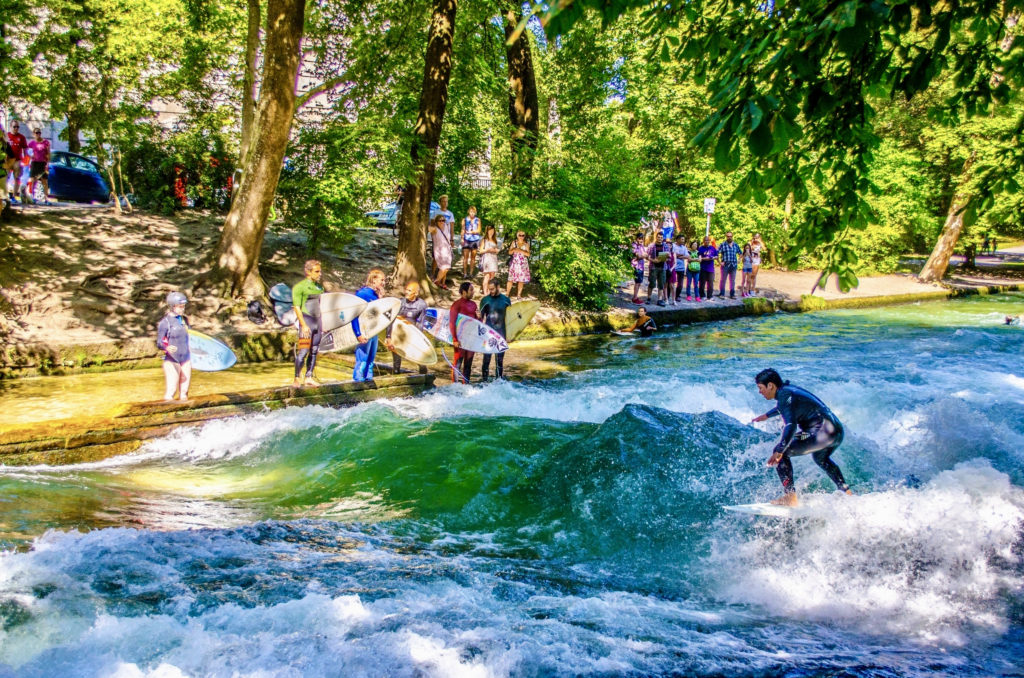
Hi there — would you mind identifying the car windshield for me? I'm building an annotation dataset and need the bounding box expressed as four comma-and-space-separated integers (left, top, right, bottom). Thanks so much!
68, 155, 98, 172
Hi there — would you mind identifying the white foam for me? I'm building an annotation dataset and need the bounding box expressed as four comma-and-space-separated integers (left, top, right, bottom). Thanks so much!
712, 460, 1024, 644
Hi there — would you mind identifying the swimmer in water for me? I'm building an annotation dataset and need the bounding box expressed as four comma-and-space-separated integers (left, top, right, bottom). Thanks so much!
1005, 315, 1021, 326
624, 307, 657, 337
750, 368, 852, 506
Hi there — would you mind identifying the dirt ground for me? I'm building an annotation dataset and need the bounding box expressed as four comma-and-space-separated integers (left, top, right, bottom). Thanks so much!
1, 205, 1019, 347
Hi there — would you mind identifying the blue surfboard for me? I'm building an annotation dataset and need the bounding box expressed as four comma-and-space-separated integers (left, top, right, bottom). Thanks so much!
187, 330, 237, 371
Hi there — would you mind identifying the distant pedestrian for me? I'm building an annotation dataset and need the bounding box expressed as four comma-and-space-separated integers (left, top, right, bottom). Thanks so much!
741, 243, 754, 297
750, 233, 763, 295
991, 236, 998, 255
27, 129, 50, 204
479, 224, 500, 292
460, 206, 482, 278
685, 239, 701, 301
630, 231, 647, 305
450, 281, 478, 383
157, 292, 192, 401
506, 230, 531, 298
2, 125, 18, 203
697, 236, 718, 301
5, 122, 27, 204
718, 231, 741, 299
647, 231, 672, 306
431, 195, 455, 287
670, 234, 689, 304
982, 235, 990, 254
387, 281, 428, 375
352, 268, 387, 382
429, 213, 453, 289
479, 279, 511, 381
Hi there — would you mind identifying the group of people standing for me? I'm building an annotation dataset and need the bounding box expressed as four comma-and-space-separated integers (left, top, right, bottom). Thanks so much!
631, 229, 763, 305
2, 121, 51, 205
428, 196, 531, 298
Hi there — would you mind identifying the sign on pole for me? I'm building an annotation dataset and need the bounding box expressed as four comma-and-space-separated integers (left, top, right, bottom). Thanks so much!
703, 198, 716, 214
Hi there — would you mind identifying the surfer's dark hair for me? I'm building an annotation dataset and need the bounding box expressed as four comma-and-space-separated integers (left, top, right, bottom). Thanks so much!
755, 368, 785, 388
459, 281, 473, 295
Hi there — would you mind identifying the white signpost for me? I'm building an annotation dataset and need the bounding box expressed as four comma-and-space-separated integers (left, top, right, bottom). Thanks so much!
703, 198, 716, 236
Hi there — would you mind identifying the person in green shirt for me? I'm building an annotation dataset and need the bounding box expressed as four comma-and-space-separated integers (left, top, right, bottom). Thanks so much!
293, 259, 325, 387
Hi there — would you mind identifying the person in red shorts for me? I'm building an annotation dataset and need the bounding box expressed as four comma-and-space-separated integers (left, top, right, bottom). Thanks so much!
449, 281, 477, 384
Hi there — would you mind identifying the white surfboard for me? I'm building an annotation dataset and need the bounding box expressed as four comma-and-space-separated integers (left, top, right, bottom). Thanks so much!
389, 317, 438, 365
505, 300, 540, 342
723, 502, 816, 518
318, 292, 368, 333
319, 297, 401, 353
611, 330, 636, 336
187, 330, 237, 371
423, 307, 508, 354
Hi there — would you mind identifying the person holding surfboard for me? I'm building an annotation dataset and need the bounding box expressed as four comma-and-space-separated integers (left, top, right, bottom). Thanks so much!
450, 281, 478, 384
352, 268, 387, 382
157, 292, 192, 401
387, 281, 428, 375
292, 259, 325, 387
622, 307, 656, 337
751, 368, 852, 506
479, 280, 512, 381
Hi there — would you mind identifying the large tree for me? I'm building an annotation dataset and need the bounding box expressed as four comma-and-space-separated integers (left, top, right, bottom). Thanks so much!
504, 9, 540, 184
210, 0, 306, 297
392, 0, 459, 293
522, 0, 1024, 289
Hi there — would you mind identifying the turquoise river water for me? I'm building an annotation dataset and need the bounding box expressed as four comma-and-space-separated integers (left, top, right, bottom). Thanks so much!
1, 293, 1023, 677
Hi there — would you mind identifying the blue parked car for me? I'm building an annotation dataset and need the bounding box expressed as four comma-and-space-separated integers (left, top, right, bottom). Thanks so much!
47, 151, 111, 203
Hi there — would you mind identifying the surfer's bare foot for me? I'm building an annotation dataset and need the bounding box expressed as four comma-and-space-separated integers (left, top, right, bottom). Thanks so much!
304, 377, 321, 387
770, 493, 799, 507
292, 379, 302, 388
845, 489, 853, 496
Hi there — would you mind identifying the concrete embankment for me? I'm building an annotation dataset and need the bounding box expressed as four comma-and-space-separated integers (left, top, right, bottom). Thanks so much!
0, 374, 434, 466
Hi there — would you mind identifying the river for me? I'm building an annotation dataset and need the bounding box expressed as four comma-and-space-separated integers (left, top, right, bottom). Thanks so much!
1, 293, 1022, 676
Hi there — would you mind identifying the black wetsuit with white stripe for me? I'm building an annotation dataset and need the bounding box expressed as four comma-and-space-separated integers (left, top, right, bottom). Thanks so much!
765, 384, 849, 494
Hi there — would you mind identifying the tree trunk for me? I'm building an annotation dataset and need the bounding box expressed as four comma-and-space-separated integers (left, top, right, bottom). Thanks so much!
235, 0, 262, 198
393, 0, 458, 295
504, 9, 539, 185
919, 197, 970, 282
210, 0, 305, 297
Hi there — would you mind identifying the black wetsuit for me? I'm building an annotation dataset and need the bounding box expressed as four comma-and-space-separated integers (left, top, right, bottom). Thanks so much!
638, 316, 656, 337
479, 293, 512, 380
765, 384, 849, 494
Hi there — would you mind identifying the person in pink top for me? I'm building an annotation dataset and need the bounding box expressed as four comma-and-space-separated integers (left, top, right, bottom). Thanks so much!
6, 122, 28, 204
27, 128, 51, 205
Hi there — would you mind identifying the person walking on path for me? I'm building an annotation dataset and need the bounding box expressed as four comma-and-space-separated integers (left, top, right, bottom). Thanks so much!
387, 281, 428, 375
429, 213, 453, 289
157, 292, 192, 401
5, 122, 27, 204
646, 231, 673, 306
479, 280, 512, 381
750, 233, 763, 295
450, 281, 478, 384
292, 259, 325, 387
697, 236, 718, 301
506, 230, 531, 298
431, 196, 455, 287
718, 232, 741, 299
460, 206, 482, 278
352, 268, 387, 382
27, 128, 50, 204
750, 368, 853, 507
629, 231, 647, 305
479, 224, 500, 293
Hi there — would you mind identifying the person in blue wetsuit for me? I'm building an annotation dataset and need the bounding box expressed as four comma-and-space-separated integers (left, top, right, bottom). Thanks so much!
157, 291, 191, 401
352, 268, 386, 382
751, 368, 852, 506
